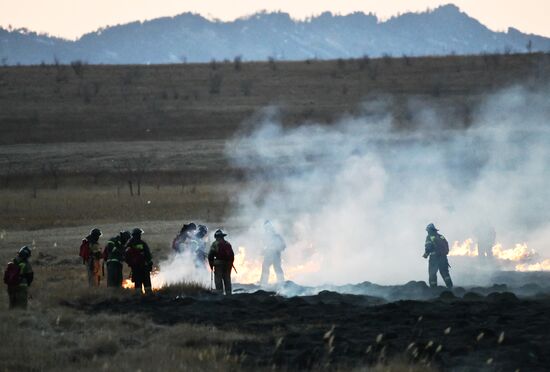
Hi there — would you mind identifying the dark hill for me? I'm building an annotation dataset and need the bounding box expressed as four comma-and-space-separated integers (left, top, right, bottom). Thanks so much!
1, 4, 550, 65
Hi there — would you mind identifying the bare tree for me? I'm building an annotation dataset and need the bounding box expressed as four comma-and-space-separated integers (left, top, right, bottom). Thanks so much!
116, 153, 156, 196
526, 40, 533, 54
70, 60, 86, 79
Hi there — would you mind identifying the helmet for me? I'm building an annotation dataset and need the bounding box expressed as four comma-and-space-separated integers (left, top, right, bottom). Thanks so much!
119, 230, 131, 242
90, 228, 102, 237
214, 229, 227, 238
426, 223, 438, 232
18, 245, 32, 259
180, 223, 197, 234
132, 228, 144, 237
196, 225, 208, 238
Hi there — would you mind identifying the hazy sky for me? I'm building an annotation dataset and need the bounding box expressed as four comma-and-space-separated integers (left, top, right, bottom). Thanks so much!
1, 0, 549, 40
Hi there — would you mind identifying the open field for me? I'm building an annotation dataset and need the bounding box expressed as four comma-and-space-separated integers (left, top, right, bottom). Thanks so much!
1, 54, 550, 371
1, 53, 549, 229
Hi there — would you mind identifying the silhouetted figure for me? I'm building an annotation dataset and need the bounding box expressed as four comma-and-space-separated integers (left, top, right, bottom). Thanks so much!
423, 223, 453, 289
260, 221, 285, 286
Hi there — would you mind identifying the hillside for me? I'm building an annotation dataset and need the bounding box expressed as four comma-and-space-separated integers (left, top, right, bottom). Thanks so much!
1, 5, 550, 64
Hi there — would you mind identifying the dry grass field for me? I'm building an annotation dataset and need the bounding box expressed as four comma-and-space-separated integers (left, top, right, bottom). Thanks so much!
0, 53, 549, 229
0, 53, 549, 371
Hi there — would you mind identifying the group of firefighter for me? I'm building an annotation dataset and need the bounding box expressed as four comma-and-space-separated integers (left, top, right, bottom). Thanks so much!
5, 222, 453, 309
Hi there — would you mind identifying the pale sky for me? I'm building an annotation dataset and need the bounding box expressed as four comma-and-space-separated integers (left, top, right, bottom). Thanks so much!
1, 0, 549, 40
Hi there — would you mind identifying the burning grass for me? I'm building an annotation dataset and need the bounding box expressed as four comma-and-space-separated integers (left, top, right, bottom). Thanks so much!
448, 239, 548, 272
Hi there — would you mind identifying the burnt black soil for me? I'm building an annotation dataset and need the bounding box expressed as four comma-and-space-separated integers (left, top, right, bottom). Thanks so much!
67, 284, 550, 372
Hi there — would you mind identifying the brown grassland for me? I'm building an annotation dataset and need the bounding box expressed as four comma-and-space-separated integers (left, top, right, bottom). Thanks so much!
0, 53, 549, 371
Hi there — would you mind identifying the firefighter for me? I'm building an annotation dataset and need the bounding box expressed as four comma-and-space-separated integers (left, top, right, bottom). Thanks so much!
3, 246, 34, 309
260, 220, 285, 286
103, 230, 131, 288
125, 228, 153, 294
208, 229, 234, 295
80, 228, 103, 287
193, 224, 209, 268
172, 222, 197, 254
423, 223, 453, 289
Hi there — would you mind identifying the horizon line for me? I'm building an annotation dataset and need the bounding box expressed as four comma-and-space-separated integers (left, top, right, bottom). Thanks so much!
0, 5, 535, 42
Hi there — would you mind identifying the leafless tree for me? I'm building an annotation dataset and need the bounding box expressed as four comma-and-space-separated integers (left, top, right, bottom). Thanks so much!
70, 60, 86, 79
116, 153, 156, 196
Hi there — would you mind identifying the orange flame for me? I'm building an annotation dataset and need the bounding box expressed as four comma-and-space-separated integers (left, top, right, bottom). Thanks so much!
449, 239, 478, 257
449, 239, 549, 271
121, 269, 165, 292
515, 259, 550, 272
233, 246, 321, 285
492, 243, 536, 261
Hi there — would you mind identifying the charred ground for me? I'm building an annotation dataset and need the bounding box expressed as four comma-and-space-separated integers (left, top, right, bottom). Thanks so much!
73, 281, 550, 371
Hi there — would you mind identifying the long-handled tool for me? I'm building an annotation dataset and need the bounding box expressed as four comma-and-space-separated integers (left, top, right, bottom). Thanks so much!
210, 269, 213, 291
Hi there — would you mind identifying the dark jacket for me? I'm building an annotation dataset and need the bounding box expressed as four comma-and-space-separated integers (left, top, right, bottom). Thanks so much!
208, 239, 234, 267
125, 237, 153, 270
103, 236, 125, 263
13, 257, 34, 287
425, 233, 448, 256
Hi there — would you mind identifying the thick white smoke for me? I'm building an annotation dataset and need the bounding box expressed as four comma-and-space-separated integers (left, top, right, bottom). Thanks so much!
224, 86, 550, 286
156, 251, 211, 287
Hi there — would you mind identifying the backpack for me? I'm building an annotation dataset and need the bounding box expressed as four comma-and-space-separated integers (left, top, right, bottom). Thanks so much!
3, 261, 21, 286
125, 242, 146, 268
79, 239, 90, 262
217, 241, 234, 261
434, 235, 450, 255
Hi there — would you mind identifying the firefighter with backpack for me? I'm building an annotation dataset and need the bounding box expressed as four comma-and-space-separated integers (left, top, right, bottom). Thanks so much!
80, 228, 103, 287
4, 246, 34, 309
125, 228, 153, 294
103, 230, 131, 288
423, 223, 453, 289
208, 229, 235, 295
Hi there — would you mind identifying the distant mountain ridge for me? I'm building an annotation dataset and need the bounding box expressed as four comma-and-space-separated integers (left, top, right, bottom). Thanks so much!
1, 4, 549, 65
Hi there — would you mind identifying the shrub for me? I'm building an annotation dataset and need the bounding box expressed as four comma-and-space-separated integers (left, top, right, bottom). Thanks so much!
70, 60, 86, 79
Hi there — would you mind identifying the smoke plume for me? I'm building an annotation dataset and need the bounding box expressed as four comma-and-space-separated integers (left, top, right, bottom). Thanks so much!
224, 85, 550, 287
